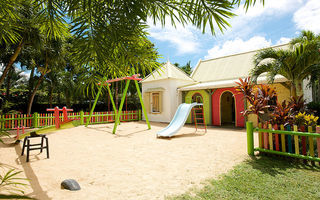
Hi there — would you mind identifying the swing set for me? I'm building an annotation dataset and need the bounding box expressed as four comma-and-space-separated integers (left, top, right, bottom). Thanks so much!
85, 73, 151, 134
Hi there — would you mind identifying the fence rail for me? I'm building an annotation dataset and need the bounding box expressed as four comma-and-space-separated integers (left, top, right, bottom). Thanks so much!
246, 121, 320, 162
0, 110, 141, 130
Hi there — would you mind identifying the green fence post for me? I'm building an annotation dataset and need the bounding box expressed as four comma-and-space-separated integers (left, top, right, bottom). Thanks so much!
138, 110, 141, 121
0, 115, 3, 130
80, 111, 84, 125
33, 112, 38, 128
246, 121, 254, 156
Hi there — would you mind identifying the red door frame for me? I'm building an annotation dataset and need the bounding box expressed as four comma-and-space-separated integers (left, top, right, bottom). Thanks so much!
211, 87, 245, 127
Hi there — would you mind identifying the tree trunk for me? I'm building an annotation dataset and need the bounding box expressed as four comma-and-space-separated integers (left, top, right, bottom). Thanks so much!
0, 39, 24, 86
297, 81, 303, 97
5, 69, 12, 101
27, 65, 35, 101
27, 73, 45, 114
290, 82, 297, 98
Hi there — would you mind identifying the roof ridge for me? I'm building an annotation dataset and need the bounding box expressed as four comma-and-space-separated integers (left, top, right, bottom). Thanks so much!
202, 43, 289, 63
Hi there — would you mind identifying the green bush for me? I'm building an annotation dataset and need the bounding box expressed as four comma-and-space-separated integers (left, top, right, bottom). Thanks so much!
307, 101, 320, 117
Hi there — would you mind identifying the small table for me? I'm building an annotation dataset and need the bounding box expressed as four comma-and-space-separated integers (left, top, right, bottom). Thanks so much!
21, 133, 49, 162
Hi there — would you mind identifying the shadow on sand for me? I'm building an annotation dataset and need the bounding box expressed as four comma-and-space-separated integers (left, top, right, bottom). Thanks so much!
13, 143, 51, 200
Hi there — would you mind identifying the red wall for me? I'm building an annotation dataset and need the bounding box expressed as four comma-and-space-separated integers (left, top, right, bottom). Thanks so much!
211, 87, 245, 127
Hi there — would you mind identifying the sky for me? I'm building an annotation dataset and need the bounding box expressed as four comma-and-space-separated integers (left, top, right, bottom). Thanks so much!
147, 0, 320, 68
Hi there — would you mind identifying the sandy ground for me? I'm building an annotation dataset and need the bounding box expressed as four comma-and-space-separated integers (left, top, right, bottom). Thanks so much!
1, 122, 251, 200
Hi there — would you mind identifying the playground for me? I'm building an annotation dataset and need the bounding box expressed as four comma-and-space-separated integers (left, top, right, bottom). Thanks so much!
0, 122, 248, 200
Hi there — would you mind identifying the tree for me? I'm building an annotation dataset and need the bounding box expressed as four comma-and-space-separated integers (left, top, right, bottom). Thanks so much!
26, 38, 66, 114
1, 0, 264, 82
180, 61, 192, 75
0, 0, 69, 86
251, 31, 320, 98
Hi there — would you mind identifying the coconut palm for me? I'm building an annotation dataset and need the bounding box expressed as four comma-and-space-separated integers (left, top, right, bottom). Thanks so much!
251, 31, 320, 98
0, 0, 69, 86
26, 38, 66, 114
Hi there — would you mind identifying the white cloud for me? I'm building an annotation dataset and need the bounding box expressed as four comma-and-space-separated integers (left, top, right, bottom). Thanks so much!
293, 0, 320, 33
147, 18, 199, 55
205, 36, 271, 59
276, 37, 291, 45
218, 0, 304, 40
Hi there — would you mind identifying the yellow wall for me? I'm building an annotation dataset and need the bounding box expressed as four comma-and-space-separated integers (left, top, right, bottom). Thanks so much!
185, 90, 211, 125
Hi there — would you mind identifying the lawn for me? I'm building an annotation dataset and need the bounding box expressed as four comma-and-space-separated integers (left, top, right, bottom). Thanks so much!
169, 156, 320, 200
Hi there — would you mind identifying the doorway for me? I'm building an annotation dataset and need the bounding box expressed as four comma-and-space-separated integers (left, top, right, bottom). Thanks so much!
220, 91, 235, 126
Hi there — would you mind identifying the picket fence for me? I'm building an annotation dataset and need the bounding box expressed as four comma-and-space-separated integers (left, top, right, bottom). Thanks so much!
0, 110, 141, 130
247, 121, 320, 163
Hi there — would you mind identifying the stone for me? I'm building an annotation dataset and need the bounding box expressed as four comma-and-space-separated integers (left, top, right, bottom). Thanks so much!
61, 179, 81, 191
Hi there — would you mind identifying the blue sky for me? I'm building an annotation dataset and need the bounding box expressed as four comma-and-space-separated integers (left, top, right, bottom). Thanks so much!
147, 0, 320, 68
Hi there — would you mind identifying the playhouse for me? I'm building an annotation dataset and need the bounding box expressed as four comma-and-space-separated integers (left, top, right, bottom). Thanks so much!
142, 44, 313, 127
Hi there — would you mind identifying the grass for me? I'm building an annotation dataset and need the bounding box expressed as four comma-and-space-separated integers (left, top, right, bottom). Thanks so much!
168, 156, 320, 200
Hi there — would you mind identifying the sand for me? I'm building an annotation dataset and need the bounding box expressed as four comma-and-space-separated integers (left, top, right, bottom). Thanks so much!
0, 122, 250, 200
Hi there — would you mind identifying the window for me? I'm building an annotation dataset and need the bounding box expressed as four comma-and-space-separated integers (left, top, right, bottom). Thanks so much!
151, 92, 160, 113
192, 93, 203, 103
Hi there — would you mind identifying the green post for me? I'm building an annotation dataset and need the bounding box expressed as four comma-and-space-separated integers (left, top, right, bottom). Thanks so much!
0, 115, 3, 130
246, 121, 254, 156
106, 83, 118, 116
138, 110, 141, 121
112, 79, 131, 134
80, 111, 84, 125
134, 80, 151, 129
33, 112, 38, 128
85, 81, 104, 127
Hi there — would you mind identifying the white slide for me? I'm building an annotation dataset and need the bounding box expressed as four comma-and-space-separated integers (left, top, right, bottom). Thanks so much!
157, 103, 202, 137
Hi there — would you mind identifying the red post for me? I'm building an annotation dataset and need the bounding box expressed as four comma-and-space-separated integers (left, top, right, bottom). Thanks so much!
300, 126, 307, 156
62, 106, 73, 122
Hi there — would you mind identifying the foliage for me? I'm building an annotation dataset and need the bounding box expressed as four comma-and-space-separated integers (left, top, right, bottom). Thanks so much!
288, 95, 305, 115
294, 112, 306, 127
270, 100, 292, 126
168, 156, 320, 200
235, 77, 317, 125
295, 112, 319, 127
307, 101, 320, 117
251, 30, 320, 98
235, 77, 277, 122
304, 113, 318, 127
0, 166, 30, 199
179, 61, 193, 75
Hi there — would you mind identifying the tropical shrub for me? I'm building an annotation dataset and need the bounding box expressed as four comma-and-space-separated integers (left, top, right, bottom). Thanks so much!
235, 77, 318, 126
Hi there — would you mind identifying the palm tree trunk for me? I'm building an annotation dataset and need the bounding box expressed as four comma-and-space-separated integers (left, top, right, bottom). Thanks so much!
290, 82, 297, 98
297, 81, 303, 97
27, 65, 35, 101
0, 39, 24, 86
5, 69, 12, 101
27, 73, 45, 114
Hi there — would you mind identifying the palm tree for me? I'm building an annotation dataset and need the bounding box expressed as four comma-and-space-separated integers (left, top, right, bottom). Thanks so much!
26, 38, 66, 114
0, 0, 68, 86
251, 31, 320, 98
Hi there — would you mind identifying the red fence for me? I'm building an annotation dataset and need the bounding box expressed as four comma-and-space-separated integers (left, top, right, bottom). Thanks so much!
0, 110, 141, 130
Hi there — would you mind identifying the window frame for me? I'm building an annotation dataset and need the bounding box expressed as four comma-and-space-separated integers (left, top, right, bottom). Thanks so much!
150, 92, 161, 113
